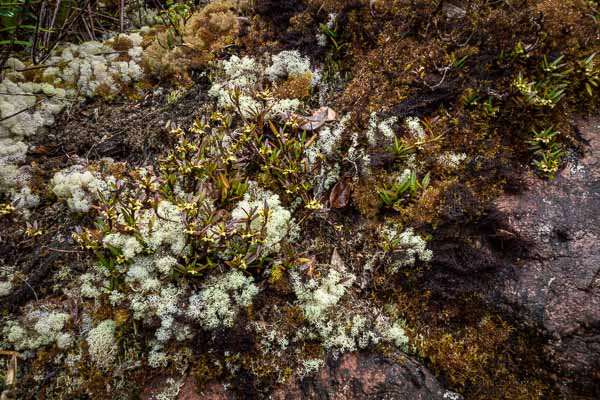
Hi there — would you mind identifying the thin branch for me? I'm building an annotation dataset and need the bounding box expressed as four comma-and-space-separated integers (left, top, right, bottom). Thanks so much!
0, 100, 41, 123
424, 66, 450, 90
43, 0, 62, 49
120, 0, 125, 32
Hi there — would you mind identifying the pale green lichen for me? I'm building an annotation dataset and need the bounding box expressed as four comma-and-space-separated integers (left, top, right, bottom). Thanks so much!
379, 224, 433, 272
231, 185, 299, 256
187, 270, 258, 330
86, 319, 118, 369
51, 167, 113, 212
3, 311, 72, 352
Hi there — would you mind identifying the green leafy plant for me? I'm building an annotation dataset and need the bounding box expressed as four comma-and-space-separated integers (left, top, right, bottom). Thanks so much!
532, 149, 562, 180
526, 126, 564, 179
378, 170, 430, 208
392, 137, 416, 163
576, 53, 599, 96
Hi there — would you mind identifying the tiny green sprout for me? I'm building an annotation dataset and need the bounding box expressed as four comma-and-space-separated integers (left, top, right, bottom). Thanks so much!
0, 203, 14, 217
305, 199, 324, 210
541, 55, 567, 74
462, 89, 480, 107
166, 87, 187, 105
319, 23, 346, 52
482, 97, 499, 117
392, 137, 415, 161
378, 170, 431, 208
577, 53, 599, 96
453, 55, 469, 70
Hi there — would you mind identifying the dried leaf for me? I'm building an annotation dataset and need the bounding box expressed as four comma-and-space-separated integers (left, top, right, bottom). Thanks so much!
299, 107, 337, 131
0, 350, 22, 389
5, 354, 16, 386
29, 145, 54, 155
329, 180, 352, 209
330, 248, 344, 270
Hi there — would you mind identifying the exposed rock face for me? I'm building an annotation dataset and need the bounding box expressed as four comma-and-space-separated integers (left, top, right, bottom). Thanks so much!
495, 118, 600, 397
163, 352, 459, 399
270, 353, 458, 400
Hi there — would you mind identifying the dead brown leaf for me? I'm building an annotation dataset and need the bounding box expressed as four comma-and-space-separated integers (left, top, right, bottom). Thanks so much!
329, 180, 352, 209
299, 107, 337, 131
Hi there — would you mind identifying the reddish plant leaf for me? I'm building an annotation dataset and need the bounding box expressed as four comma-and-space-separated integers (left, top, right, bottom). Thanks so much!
329, 180, 352, 209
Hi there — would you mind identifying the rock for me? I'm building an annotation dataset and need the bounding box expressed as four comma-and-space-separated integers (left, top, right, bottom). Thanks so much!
154, 352, 458, 399
494, 117, 600, 397
442, 3, 466, 19
270, 352, 459, 400
188, 380, 234, 400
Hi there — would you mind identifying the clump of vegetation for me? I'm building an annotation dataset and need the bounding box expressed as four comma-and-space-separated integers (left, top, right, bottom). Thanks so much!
1, 0, 599, 398
143, 0, 247, 85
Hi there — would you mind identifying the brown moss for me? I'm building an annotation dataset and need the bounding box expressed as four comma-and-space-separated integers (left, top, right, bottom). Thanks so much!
273, 73, 313, 100
351, 176, 382, 218
183, 0, 242, 66
93, 82, 116, 100
417, 314, 552, 399
109, 34, 134, 62
382, 286, 557, 399
142, 0, 244, 85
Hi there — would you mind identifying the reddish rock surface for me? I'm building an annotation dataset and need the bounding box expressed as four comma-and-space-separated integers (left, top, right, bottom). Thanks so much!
145, 352, 459, 399
270, 352, 457, 400
494, 117, 600, 397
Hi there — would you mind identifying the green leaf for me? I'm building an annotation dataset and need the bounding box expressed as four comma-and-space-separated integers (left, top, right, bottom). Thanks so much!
0, 39, 32, 47
409, 171, 417, 194
421, 172, 431, 190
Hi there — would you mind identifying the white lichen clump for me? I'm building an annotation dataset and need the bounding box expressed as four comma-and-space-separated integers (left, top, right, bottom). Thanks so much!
3, 310, 72, 352
384, 320, 410, 348
51, 167, 113, 212
43, 33, 145, 98
86, 319, 118, 369
112, 255, 190, 343
291, 266, 381, 353
0, 72, 67, 200
406, 116, 425, 139
366, 112, 398, 146
102, 200, 187, 259
265, 50, 321, 86
187, 270, 259, 330
291, 268, 355, 325
231, 185, 299, 256
209, 50, 321, 119
316, 13, 337, 47
0, 280, 12, 296
1, 32, 146, 201
380, 225, 433, 272
438, 151, 468, 168
306, 114, 349, 166
0, 73, 66, 142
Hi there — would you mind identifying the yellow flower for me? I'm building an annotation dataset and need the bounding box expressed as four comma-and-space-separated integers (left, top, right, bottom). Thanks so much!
0, 203, 14, 217
305, 199, 323, 210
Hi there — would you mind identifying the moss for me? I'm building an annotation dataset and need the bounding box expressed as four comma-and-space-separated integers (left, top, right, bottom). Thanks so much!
192, 354, 224, 388
384, 288, 556, 399
273, 73, 313, 100
4, 0, 599, 397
